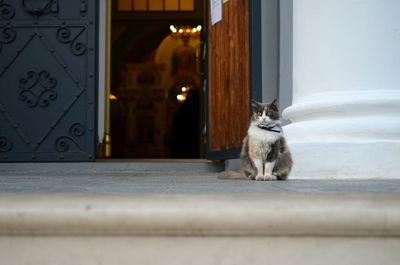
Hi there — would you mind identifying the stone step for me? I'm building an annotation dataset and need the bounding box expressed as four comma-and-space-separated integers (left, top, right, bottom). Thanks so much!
0, 194, 399, 264
0, 159, 225, 173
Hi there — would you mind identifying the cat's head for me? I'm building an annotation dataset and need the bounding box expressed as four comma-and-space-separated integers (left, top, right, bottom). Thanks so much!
251, 99, 280, 126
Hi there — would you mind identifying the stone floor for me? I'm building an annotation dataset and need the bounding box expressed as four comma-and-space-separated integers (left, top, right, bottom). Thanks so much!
1, 169, 400, 195
1, 162, 400, 265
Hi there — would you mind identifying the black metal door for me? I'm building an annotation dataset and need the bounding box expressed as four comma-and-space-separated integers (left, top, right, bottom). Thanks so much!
0, 0, 97, 161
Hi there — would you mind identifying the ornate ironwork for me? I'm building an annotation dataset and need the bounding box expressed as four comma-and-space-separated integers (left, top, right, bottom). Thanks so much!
55, 123, 84, 152
0, 0, 15, 20
56, 27, 86, 56
0, 26, 16, 53
23, 0, 51, 16
0, 103, 31, 148
0, 0, 95, 161
19, 70, 58, 108
69, 123, 85, 137
0, 135, 13, 152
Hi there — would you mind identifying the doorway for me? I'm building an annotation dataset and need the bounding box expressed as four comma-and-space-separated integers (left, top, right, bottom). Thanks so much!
109, 0, 204, 159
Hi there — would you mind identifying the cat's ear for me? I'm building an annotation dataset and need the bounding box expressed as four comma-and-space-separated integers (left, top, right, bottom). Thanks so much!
270, 98, 279, 111
251, 99, 261, 109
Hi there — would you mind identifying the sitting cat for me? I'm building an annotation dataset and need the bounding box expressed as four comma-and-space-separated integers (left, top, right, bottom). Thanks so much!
219, 99, 292, 181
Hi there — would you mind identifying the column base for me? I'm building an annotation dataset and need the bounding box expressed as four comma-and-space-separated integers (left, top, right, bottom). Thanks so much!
287, 141, 400, 179
283, 90, 400, 179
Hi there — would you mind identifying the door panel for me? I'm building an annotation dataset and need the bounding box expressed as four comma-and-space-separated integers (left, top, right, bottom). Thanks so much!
206, 0, 250, 159
0, 0, 97, 161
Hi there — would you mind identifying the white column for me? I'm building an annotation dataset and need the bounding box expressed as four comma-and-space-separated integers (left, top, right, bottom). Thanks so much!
283, 0, 400, 179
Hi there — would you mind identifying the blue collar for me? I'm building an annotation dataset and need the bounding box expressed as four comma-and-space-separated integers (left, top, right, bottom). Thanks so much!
257, 124, 281, 133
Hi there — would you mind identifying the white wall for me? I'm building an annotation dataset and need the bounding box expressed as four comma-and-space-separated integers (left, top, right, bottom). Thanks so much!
279, 0, 293, 116
259, 0, 293, 118
260, 0, 279, 103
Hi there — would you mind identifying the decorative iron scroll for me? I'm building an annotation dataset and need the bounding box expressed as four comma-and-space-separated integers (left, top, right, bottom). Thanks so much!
57, 27, 86, 56
0, 26, 16, 53
55, 123, 84, 152
0, 0, 15, 20
23, 0, 51, 16
19, 70, 58, 108
0, 135, 13, 152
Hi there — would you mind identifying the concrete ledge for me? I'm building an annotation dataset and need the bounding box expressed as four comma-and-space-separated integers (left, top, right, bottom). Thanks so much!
1, 194, 400, 237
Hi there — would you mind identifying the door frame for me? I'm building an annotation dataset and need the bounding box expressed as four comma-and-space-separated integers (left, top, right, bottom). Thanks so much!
98, 0, 273, 160
249, 0, 263, 103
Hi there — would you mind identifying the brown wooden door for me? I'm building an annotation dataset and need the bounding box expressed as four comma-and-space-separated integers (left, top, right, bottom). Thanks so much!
205, 0, 250, 160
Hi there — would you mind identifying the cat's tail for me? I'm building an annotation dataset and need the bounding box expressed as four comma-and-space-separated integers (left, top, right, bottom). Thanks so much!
218, 171, 247, 180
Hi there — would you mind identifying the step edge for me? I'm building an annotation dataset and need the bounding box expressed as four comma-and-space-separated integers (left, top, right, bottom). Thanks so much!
0, 160, 225, 173
0, 194, 399, 237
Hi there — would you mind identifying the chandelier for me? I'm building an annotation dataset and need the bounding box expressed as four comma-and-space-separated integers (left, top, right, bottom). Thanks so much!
169, 25, 202, 44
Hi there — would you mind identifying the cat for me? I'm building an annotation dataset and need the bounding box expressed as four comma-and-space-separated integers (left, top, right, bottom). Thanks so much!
218, 99, 293, 181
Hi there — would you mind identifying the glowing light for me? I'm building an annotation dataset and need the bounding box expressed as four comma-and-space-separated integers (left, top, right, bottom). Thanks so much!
177, 94, 186, 102
181, 86, 187, 92
170, 25, 201, 41
169, 25, 177, 33
109, 94, 117, 100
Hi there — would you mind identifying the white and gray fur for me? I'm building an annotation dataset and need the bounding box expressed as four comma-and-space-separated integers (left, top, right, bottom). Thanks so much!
219, 99, 292, 181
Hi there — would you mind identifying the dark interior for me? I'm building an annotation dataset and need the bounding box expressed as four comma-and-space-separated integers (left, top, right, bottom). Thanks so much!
110, 0, 204, 158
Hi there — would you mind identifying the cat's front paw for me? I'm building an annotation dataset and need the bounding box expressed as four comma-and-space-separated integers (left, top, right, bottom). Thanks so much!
255, 175, 262, 181
255, 175, 276, 181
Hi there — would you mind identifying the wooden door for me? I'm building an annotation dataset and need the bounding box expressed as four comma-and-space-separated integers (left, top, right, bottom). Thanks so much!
206, 0, 250, 160
0, 0, 97, 161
